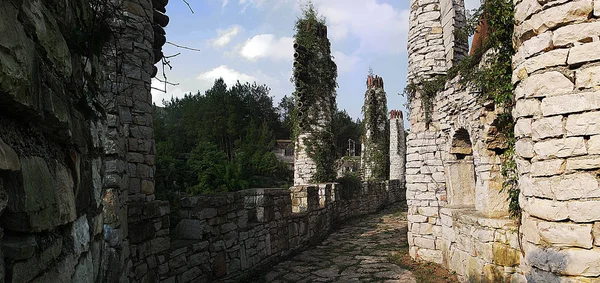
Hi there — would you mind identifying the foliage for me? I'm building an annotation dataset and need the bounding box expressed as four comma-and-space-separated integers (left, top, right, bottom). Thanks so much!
335, 172, 362, 199
403, 0, 519, 217
291, 3, 339, 183
154, 79, 291, 196
332, 110, 362, 158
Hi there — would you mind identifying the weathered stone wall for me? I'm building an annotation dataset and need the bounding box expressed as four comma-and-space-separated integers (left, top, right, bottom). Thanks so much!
389, 110, 406, 181
513, 0, 600, 280
101, 0, 169, 281
159, 181, 405, 282
0, 0, 109, 281
405, 74, 519, 281
0, 0, 168, 282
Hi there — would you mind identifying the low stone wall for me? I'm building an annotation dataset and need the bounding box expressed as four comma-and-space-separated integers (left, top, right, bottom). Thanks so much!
156, 180, 405, 282
439, 207, 521, 282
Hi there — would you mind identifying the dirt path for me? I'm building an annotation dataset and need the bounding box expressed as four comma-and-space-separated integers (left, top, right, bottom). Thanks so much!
260, 204, 416, 282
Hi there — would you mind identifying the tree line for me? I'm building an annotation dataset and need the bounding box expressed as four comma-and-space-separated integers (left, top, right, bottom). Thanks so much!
154, 78, 362, 198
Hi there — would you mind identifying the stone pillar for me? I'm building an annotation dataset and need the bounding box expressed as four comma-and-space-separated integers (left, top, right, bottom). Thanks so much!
293, 20, 337, 185
389, 110, 406, 181
101, 0, 169, 281
440, 0, 468, 66
361, 75, 389, 181
513, 0, 600, 281
408, 0, 466, 82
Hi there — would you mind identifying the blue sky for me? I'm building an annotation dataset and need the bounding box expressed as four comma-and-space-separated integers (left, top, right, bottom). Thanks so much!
152, 0, 480, 121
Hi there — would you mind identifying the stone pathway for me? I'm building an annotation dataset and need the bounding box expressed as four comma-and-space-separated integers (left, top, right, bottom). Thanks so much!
261, 204, 416, 282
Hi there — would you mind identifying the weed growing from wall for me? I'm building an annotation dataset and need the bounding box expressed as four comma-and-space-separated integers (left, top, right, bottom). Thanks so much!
404, 0, 519, 218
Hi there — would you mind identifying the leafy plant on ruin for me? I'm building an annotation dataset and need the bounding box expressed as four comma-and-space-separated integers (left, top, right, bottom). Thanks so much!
291, 3, 338, 183
403, 0, 519, 218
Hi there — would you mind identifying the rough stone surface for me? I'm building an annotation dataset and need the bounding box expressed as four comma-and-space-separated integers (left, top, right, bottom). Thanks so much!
261, 205, 415, 282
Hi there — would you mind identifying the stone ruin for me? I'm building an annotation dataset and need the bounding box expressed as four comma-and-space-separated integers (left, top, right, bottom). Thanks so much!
0, 2, 407, 282
407, 0, 600, 281
361, 75, 390, 181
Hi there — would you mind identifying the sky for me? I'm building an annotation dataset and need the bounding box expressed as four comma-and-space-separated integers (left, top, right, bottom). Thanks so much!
151, 0, 481, 122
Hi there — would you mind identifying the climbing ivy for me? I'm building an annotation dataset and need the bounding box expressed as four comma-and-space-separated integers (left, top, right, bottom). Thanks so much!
403, 0, 519, 218
291, 3, 338, 183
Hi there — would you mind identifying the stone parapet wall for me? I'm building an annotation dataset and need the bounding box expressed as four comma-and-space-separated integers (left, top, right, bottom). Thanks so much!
439, 207, 521, 282
159, 181, 405, 282
513, 0, 600, 280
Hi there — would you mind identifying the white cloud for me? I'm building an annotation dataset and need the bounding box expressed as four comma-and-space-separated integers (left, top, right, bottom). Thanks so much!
151, 79, 193, 106
240, 34, 294, 61
211, 25, 242, 48
332, 51, 360, 74
312, 0, 409, 54
222, 0, 229, 8
197, 65, 257, 87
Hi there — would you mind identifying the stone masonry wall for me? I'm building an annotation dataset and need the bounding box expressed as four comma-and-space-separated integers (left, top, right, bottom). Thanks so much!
101, 0, 170, 281
513, 0, 600, 280
389, 110, 406, 181
0, 0, 109, 281
157, 181, 405, 282
405, 74, 519, 281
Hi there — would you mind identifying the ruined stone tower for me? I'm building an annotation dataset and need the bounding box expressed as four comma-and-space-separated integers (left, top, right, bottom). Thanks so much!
361, 75, 389, 181
513, 0, 600, 281
389, 110, 406, 181
407, 0, 468, 83
293, 13, 337, 185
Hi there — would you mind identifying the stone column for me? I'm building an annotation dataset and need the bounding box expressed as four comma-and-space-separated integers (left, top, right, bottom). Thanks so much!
513, 0, 600, 281
293, 21, 337, 185
101, 0, 169, 281
389, 110, 406, 181
361, 75, 389, 181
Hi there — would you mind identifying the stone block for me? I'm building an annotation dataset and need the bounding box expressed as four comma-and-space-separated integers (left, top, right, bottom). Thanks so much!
569, 200, 600, 222
173, 219, 206, 240
72, 252, 93, 283
533, 137, 586, 159
530, 159, 564, 177
576, 65, 600, 89
566, 156, 600, 170
523, 215, 594, 248
129, 219, 156, 244
515, 139, 535, 158
566, 111, 600, 136
542, 92, 600, 116
589, 135, 600, 154
531, 116, 564, 141
515, 118, 532, 138
3, 157, 73, 232
568, 41, 600, 65
0, 138, 19, 171
553, 21, 600, 47
514, 99, 542, 118
522, 197, 568, 222
524, 173, 599, 200
515, 71, 573, 99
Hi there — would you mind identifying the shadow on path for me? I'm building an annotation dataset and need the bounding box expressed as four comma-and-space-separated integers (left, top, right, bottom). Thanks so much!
260, 204, 416, 282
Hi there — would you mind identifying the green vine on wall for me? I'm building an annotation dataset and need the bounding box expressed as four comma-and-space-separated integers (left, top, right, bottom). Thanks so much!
404, 0, 519, 218
291, 3, 338, 183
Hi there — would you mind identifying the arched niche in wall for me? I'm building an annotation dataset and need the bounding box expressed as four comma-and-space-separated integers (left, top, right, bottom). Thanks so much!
445, 128, 476, 207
